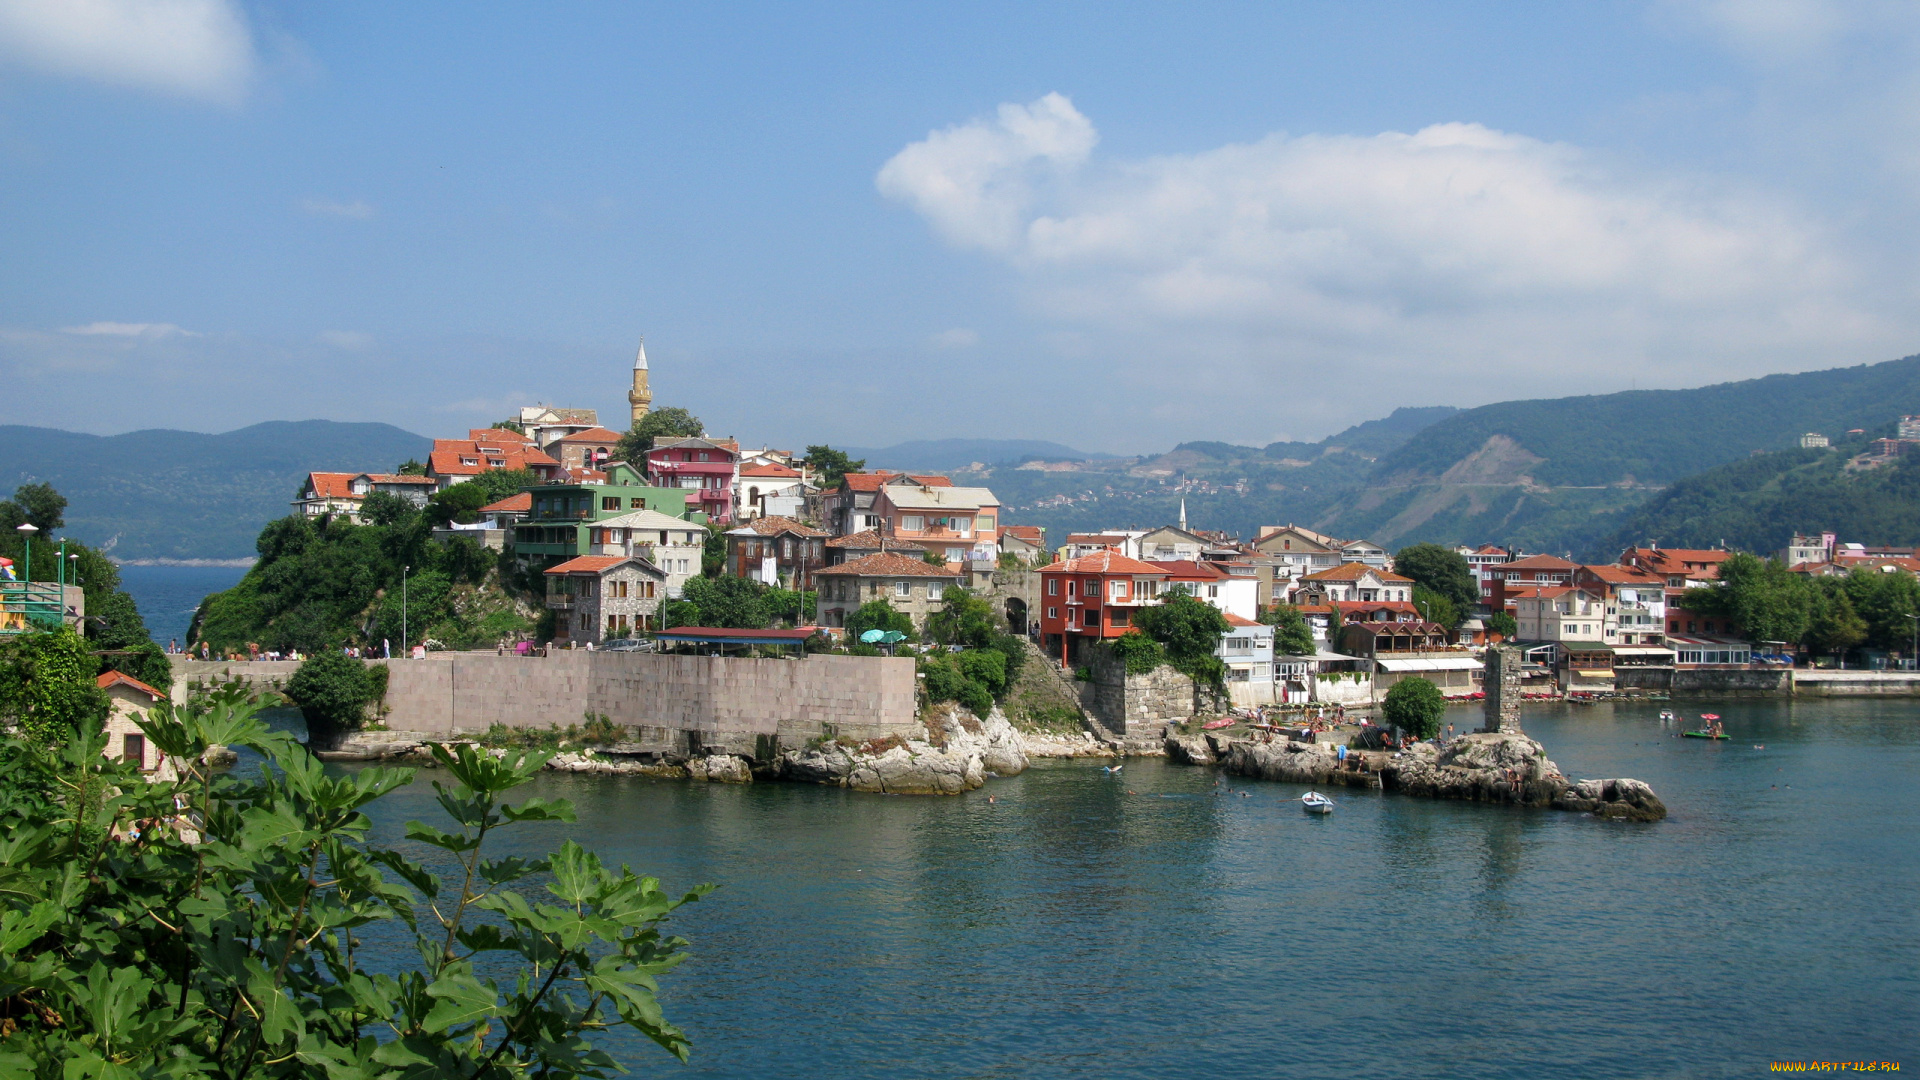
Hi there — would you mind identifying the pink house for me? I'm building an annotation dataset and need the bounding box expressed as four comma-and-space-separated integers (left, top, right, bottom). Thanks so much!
645, 437, 739, 524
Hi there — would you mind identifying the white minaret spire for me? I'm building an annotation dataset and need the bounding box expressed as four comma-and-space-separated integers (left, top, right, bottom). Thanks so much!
634, 337, 648, 371
1179, 498, 1188, 532
628, 336, 652, 424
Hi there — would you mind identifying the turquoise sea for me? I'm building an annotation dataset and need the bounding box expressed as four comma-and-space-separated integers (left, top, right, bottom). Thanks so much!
115, 563, 247, 647
328, 699, 1920, 1078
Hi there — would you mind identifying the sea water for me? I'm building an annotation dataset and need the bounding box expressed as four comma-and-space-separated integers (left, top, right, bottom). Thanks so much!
114, 563, 246, 647
332, 699, 1920, 1078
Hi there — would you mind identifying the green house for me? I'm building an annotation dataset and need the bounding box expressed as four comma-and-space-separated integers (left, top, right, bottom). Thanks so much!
510, 461, 703, 563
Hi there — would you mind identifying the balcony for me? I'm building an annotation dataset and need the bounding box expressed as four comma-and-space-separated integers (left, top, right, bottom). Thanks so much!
545, 595, 576, 610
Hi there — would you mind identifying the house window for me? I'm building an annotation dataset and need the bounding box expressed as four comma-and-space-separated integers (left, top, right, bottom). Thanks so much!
929, 580, 944, 599
896, 581, 911, 597
1110, 580, 1126, 599
1047, 607, 1059, 620
1048, 579, 1058, 596
123, 733, 145, 768
902, 515, 923, 531
1207, 585, 1220, 599
978, 515, 995, 530
700, 452, 710, 461
602, 497, 620, 511
1083, 608, 1099, 627
1112, 610, 1130, 626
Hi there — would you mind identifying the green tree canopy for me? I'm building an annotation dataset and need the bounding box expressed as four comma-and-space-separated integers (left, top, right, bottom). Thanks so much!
396, 457, 427, 475
1260, 603, 1317, 656
1486, 611, 1518, 640
845, 599, 913, 642
925, 586, 996, 648
0, 628, 108, 745
803, 445, 866, 487
1804, 581, 1868, 657
1382, 676, 1446, 740
1411, 586, 1461, 632
1839, 565, 1920, 651
0, 481, 68, 533
617, 407, 705, 463
1681, 552, 1812, 645
1393, 543, 1477, 610
285, 647, 376, 741
680, 575, 771, 628
1134, 591, 1230, 686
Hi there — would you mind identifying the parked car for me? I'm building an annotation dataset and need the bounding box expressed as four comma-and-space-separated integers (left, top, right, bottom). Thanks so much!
600, 638, 656, 653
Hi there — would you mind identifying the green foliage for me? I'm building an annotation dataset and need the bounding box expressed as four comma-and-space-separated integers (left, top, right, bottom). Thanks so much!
1260, 604, 1317, 655
1133, 592, 1231, 686
1839, 565, 1920, 651
701, 522, 727, 577
1805, 581, 1869, 656
1411, 585, 1461, 632
1107, 630, 1166, 674
0, 481, 67, 532
1382, 677, 1446, 739
1487, 611, 1518, 640
803, 445, 865, 487
845, 599, 913, 643
918, 651, 1001, 715
397, 457, 427, 476
0, 688, 706, 1076
1393, 543, 1477, 609
763, 587, 816, 626
0, 628, 108, 745
616, 407, 705, 463
192, 509, 516, 654
359, 490, 416, 526
922, 549, 947, 565
680, 575, 771, 628
661, 598, 700, 630
87, 588, 172, 689
925, 586, 996, 648
956, 648, 1008, 696
285, 648, 376, 740
1680, 552, 1812, 645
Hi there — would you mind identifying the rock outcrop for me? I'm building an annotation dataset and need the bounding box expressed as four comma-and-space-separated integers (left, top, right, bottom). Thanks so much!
686, 754, 753, 783
1214, 730, 1667, 821
774, 703, 1029, 795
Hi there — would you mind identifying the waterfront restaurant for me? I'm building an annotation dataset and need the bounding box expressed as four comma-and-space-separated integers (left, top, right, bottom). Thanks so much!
1667, 635, 1752, 668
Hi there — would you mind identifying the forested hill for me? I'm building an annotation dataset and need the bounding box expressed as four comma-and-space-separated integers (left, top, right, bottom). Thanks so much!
1584, 438, 1920, 560
1374, 355, 1920, 487
0, 421, 430, 561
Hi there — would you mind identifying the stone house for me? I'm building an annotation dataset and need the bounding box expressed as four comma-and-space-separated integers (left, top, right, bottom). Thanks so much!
98, 670, 166, 773
725, 515, 829, 591
549, 426, 626, 474
814, 551, 962, 632
544, 555, 669, 645
1292, 562, 1416, 605
583, 508, 707, 598
1137, 525, 1207, 562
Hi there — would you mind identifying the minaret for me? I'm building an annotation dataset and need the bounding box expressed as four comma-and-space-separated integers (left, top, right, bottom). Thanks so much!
628, 338, 652, 426
1179, 498, 1188, 532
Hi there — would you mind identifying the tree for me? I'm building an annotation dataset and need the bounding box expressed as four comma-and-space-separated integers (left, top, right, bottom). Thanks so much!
1134, 592, 1230, 686
492, 418, 526, 433
1393, 543, 1477, 610
360, 490, 417, 527
1487, 611, 1518, 641
1841, 565, 1920, 651
285, 648, 376, 741
701, 522, 728, 577
845, 599, 912, 642
89, 589, 171, 689
0, 628, 108, 745
1805, 583, 1868, 657
396, 457, 427, 475
468, 467, 538, 504
1683, 552, 1811, 645
1382, 676, 1446, 740
427, 482, 495, 527
680, 575, 771, 628
803, 445, 866, 487
1260, 604, 1317, 656
1411, 585, 1461, 632
0, 482, 68, 532
616, 407, 705, 463
0, 689, 706, 1076
925, 586, 996, 648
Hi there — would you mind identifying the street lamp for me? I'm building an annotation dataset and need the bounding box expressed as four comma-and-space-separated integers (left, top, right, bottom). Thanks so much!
402, 565, 410, 657
14, 523, 36, 581
67, 554, 79, 588
55, 539, 66, 587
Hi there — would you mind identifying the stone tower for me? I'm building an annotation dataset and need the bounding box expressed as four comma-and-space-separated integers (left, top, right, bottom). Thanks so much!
1481, 643, 1523, 734
628, 338, 652, 426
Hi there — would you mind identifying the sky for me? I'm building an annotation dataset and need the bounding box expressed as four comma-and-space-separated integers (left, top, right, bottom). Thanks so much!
4, 1, 1920, 454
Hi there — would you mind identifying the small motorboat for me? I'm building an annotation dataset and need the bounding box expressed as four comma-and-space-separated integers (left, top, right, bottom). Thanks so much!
1682, 730, 1729, 740
1300, 791, 1334, 815
1658, 710, 1677, 723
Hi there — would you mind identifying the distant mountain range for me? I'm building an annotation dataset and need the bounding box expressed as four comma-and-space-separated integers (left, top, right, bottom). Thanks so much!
839, 438, 1125, 472
0, 421, 430, 561
14, 354, 1920, 563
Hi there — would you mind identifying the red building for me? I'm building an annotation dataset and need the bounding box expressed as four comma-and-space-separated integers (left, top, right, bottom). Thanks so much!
1038, 548, 1170, 667
645, 437, 739, 524
1484, 554, 1578, 611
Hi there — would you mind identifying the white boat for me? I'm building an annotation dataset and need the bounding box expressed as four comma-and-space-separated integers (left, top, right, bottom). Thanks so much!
1301, 791, 1334, 815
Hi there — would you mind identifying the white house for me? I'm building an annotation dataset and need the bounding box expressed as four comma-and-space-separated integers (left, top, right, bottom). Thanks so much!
584, 508, 708, 599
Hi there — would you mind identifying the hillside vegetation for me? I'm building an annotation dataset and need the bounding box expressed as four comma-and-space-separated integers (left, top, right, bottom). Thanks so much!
0, 420, 430, 560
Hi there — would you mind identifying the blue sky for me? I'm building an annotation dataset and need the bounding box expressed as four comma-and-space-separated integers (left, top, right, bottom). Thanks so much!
3, 1, 1919, 453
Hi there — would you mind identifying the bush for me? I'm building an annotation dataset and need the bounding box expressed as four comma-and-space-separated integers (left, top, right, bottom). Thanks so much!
956, 679, 994, 716
921, 658, 966, 702
1107, 631, 1165, 674
956, 648, 1009, 696
284, 649, 375, 740
1382, 676, 1446, 740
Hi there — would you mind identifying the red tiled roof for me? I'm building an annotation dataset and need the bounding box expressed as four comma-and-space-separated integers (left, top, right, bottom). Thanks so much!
1002, 525, 1044, 543
568, 468, 608, 483
837, 471, 952, 492
1148, 559, 1229, 580
479, 493, 532, 513
741, 463, 802, 478
429, 440, 557, 477
826, 530, 886, 549
361, 473, 436, 486
554, 426, 624, 443
1224, 613, 1262, 627
97, 670, 164, 699
471, 428, 532, 446
1579, 565, 1664, 585
734, 515, 826, 537
304, 472, 359, 500
816, 551, 962, 578
1300, 562, 1413, 583
1330, 600, 1421, 619
1044, 548, 1167, 577
545, 555, 658, 575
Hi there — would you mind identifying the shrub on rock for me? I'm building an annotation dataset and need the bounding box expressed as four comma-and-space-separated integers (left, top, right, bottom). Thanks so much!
1382, 676, 1445, 740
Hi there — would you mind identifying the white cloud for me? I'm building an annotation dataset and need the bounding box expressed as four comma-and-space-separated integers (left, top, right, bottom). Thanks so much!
0, 0, 255, 105
930, 327, 977, 349
318, 330, 372, 350
60, 321, 194, 337
879, 94, 1904, 418
300, 198, 375, 220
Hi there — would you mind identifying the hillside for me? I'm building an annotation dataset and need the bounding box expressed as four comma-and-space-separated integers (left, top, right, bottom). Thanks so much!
0, 421, 430, 561
841, 438, 1123, 471
1584, 437, 1920, 560
1311, 354, 1920, 551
